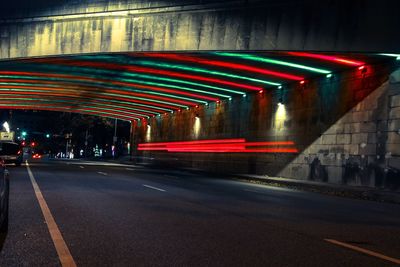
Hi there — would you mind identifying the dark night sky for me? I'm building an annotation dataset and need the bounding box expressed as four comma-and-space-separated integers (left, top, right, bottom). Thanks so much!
0, 0, 109, 17
0, 0, 72, 17
1, 0, 70, 10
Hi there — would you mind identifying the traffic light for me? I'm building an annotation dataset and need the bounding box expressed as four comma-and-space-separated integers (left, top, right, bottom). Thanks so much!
21, 131, 27, 137
46, 134, 50, 138
31, 142, 36, 147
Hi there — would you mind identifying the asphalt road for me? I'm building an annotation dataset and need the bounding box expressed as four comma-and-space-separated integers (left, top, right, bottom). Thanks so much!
0, 158, 399, 266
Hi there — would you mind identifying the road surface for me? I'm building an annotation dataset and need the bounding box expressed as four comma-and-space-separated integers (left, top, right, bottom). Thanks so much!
0, 159, 399, 266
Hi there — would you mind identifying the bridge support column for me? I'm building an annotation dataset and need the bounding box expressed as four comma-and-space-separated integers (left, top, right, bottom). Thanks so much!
129, 120, 138, 163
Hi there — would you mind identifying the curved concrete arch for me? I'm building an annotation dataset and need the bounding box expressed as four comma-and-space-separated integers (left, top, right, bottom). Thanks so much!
1, 0, 400, 59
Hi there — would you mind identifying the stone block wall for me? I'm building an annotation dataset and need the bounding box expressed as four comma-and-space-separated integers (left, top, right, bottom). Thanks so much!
279, 79, 400, 189
134, 62, 400, 190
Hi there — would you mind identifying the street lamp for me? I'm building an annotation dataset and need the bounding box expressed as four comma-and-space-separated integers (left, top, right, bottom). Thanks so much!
2, 121, 10, 133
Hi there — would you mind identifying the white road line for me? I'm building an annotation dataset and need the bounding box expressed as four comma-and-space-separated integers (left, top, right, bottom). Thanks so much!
163, 175, 179, 179
243, 189, 261, 193
143, 184, 166, 192
26, 161, 77, 267
97, 172, 108, 176
79, 166, 84, 169
325, 239, 400, 265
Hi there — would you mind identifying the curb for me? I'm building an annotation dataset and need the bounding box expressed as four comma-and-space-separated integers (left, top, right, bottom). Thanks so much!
235, 175, 400, 204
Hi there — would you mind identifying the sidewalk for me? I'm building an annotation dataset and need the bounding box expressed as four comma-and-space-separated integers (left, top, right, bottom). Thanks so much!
235, 174, 400, 204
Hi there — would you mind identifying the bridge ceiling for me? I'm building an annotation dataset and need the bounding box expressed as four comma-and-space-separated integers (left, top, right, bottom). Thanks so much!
0, 52, 397, 120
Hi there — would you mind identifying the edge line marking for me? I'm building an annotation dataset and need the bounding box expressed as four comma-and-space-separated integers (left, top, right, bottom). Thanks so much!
143, 184, 166, 192
324, 239, 400, 265
26, 161, 77, 267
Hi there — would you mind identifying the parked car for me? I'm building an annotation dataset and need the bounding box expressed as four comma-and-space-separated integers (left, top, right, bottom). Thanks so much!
0, 142, 23, 166
0, 158, 10, 232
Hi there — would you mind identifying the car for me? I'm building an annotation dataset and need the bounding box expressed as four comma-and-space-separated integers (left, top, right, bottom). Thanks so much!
32, 153, 42, 159
0, 142, 23, 166
0, 157, 10, 233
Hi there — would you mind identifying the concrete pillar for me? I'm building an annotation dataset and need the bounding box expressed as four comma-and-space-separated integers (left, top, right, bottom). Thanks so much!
129, 120, 137, 163
389, 68, 400, 84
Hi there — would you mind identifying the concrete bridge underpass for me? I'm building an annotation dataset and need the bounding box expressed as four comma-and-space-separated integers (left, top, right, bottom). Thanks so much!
0, 0, 400, 189
0, 51, 399, 189
1, 0, 400, 59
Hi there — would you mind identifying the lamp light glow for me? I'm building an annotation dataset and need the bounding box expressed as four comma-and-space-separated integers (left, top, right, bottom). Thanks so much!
2, 121, 10, 133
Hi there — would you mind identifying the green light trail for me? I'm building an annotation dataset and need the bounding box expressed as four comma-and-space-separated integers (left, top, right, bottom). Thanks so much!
1, 103, 137, 121
214, 52, 331, 74
0, 88, 189, 108
75, 55, 248, 95
3, 64, 238, 98
134, 60, 281, 86
0, 81, 208, 105
0, 97, 149, 118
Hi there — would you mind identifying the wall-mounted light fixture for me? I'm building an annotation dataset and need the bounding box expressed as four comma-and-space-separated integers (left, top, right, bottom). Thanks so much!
193, 115, 201, 138
146, 124, 151, 141
358, 65, 367, 73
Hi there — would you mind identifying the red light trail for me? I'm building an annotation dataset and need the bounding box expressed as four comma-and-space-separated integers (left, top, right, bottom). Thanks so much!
141, 53, 305, 81
286, 52, 365, 66
138, 139, 298, 153
27, 58, 263, 91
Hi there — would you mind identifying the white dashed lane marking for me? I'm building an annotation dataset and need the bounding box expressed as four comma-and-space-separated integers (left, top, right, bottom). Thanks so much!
325, 239, 400, 265
143, 184, 166, 192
